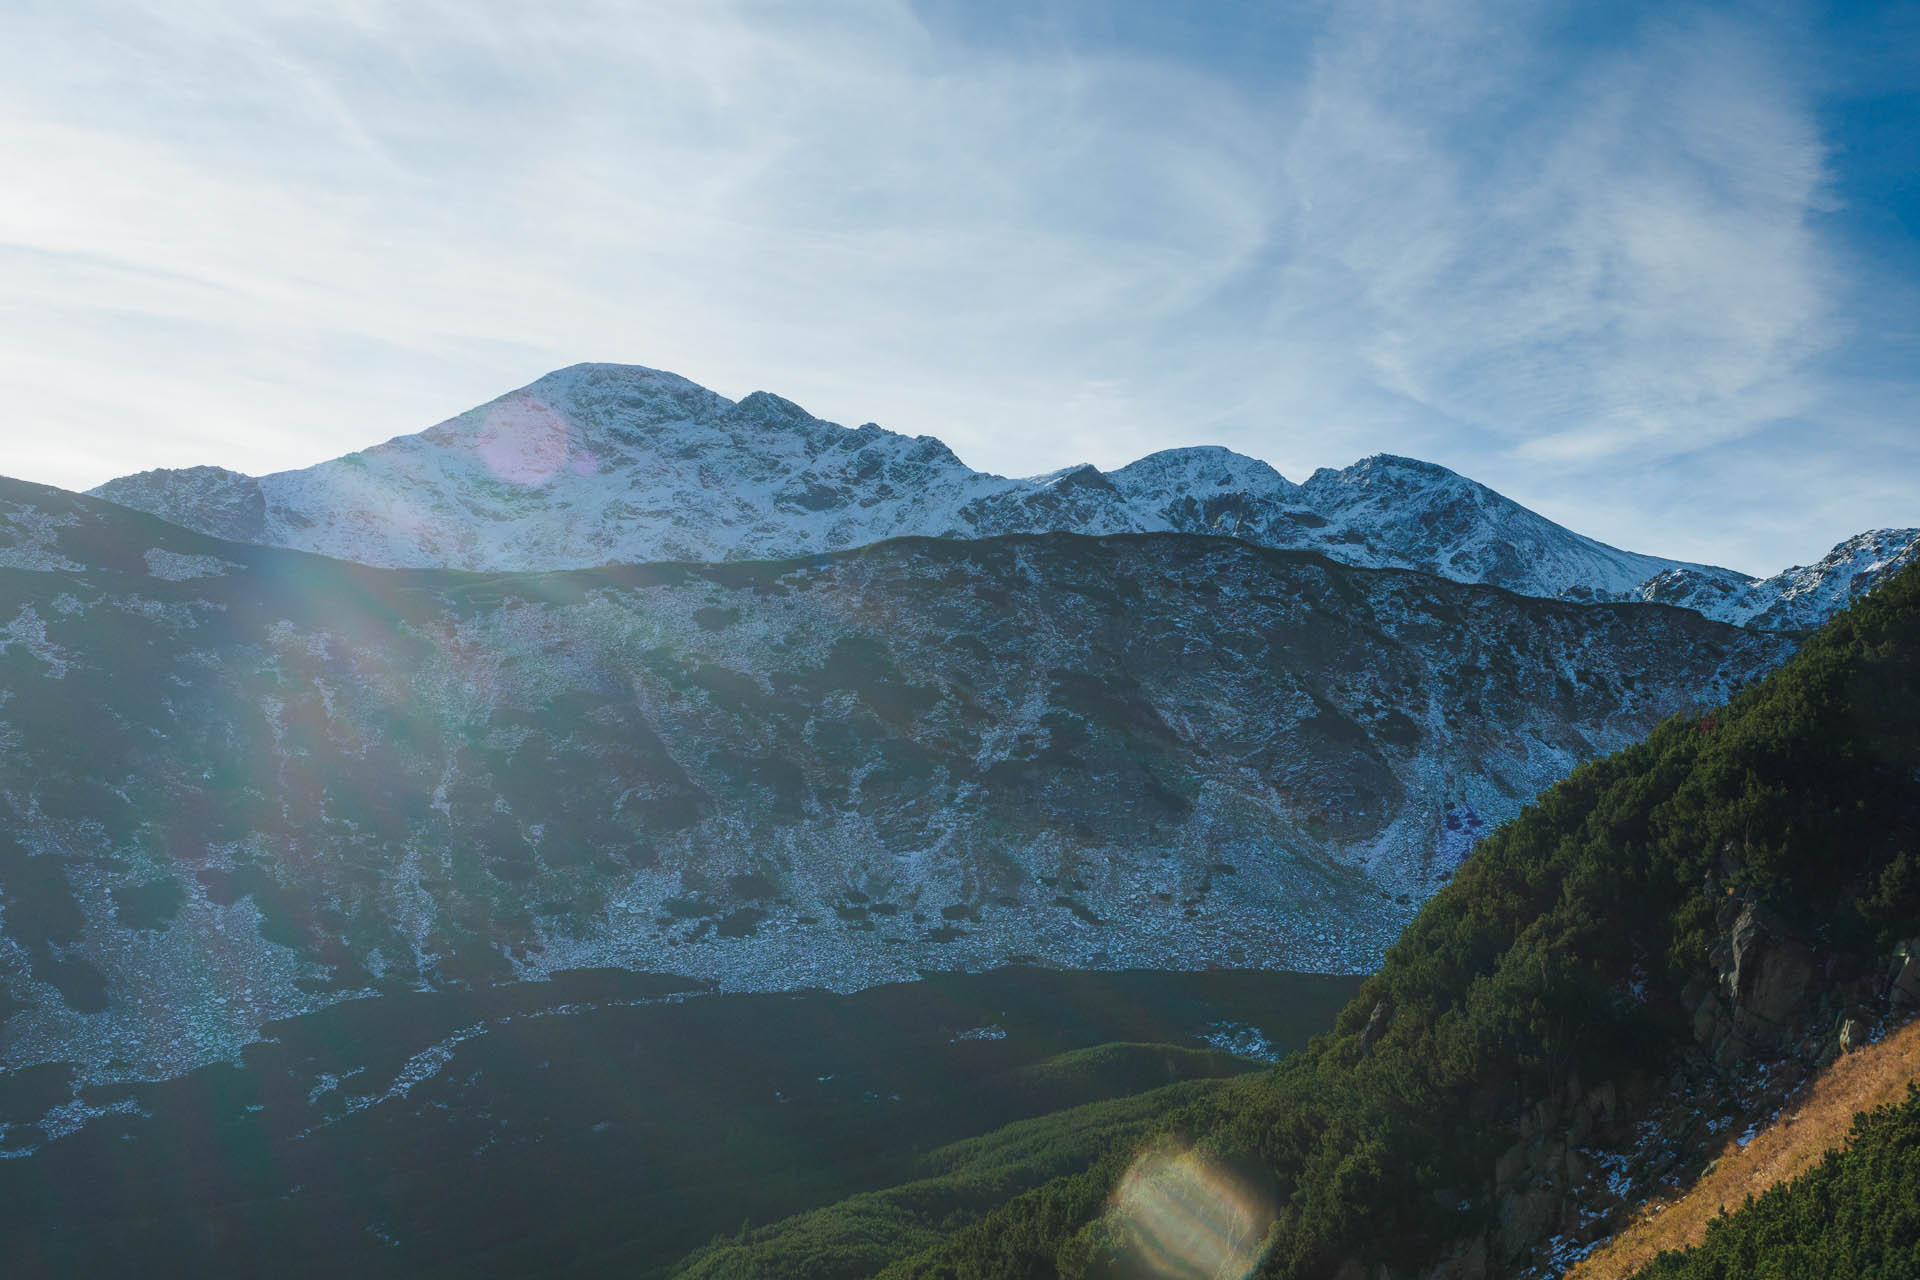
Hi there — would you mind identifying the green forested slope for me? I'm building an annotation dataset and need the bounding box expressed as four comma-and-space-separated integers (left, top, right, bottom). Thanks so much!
673, 563, 1920, 1278
665, 1075, 1226, 1280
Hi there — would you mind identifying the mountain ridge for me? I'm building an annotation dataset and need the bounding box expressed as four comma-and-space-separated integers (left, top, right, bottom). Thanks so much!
87, 362, 1913, 630
0, 474, 1789, 1088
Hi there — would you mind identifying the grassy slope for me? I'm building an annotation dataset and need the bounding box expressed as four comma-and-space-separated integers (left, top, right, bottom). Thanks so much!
1569, 1017, 1920, 1279
1627, 1085, 1920, 1280
682, 562, 1920, 1279
665, 1071, 1229, 1280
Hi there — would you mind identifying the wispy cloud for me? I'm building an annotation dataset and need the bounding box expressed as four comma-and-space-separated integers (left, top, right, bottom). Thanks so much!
1, 1, 1277, 464
1259, 3, 1836, 461
0, 0, 1910, 573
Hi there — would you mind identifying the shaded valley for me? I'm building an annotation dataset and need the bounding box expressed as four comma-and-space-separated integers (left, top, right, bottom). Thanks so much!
0, 965, 1359, 1278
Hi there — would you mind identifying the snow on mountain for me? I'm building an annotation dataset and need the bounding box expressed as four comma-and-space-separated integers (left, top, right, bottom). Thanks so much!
1295, 455, 1743, 600
1726, 529, 1920, 630
1631, 528, 1920, 630
95, 366, 1027, 570
89, 363, 1901, 629
0, 476, 1790, 1086
1633, 564, 1753, 617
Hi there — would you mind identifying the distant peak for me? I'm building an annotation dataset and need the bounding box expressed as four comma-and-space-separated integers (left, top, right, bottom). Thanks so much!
97, 463, 255, 488
903, 434, 965, 469
1838, 528, 1920, 551
1112, 447, 1292, 492
1353, 453, 1461, 478
539, 360, 687, 382
1788, 528, 1920, 575
1302, 453, 1472, 495
529, 362, 734, 405
734, 390, 816, 427
1134, 445, 1240, 462
1028, 463, 1117, 494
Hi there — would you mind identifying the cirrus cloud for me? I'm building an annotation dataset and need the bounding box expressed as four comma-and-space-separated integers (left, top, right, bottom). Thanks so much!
0, 0, 1910, 574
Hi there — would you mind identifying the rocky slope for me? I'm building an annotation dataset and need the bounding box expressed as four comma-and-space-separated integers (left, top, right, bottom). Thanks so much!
1634, 527, 1920, 631
1494, 904, 1920, 1279
0, 476, 1788, 1086
89, 362, 1804, 610
719, 560, 1920, 1280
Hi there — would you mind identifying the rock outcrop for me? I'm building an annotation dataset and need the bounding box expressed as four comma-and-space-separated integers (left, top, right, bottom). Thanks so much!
1687, 900, 1818, 1068
1409, 895, 1919, 1279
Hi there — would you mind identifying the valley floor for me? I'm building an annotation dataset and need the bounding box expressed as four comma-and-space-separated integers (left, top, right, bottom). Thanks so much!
0, 966, 1361, 1278
1564, 1014, 1920, 1279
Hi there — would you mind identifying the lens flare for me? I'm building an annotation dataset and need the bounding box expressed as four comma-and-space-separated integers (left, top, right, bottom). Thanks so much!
1103, 1141, 1275, 1280
475, 392, 574, 487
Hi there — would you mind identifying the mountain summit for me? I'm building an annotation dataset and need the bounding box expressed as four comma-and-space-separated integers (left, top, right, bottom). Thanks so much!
91, 363, 1917, 627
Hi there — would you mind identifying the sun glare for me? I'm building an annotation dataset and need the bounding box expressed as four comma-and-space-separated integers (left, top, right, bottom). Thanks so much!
475, 392, 578, 487
1104, 1141, 1275, 1280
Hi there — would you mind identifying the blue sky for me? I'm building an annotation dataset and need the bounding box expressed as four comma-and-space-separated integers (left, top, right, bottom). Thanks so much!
2, 0, 1914, 575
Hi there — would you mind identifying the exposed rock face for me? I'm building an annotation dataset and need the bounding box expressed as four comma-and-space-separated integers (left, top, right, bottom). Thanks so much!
1427, 1235, 1490, 1280
0, 477, 1790, 1085
1887, 945, 1920, 1011
1721, 903, 1817, 1049
1734, 530, 1920, 630
1840, 1016, 1872, 1051
1640, 528, 1920, 631
1495, 1183, 1561, 1267
1459, 907, 1918, 1279
1680, 898, 1825, 1072
1356, 1000, 1389, 1056
92, 464, 267, 544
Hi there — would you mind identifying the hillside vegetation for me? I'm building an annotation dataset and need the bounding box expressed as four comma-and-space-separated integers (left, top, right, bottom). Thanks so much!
669, 562, 1920, 1277
1630, 1085, 1920, 1280
662, 1076, 1223, 1280
0, 965, 1359, 1279
1569, 1016, 1920, 1279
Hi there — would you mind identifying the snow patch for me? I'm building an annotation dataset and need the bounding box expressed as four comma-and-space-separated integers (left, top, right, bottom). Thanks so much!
0, 503, 82, 572
143, 548, 240, 580
1200, 1020, 1281, 1062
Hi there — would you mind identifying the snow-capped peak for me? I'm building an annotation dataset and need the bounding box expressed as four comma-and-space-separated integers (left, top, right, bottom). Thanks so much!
1724, 528, 1920, 630
1109, 446, 1295, 502
83, 363, 1913, 630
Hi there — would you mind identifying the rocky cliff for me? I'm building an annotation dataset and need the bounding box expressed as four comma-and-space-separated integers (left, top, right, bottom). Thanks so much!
0, 476, 1789, 1086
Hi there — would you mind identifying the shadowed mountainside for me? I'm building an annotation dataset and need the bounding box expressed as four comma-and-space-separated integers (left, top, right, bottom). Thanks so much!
659, 561, 1920, 1277
0, 475, 1787, 1087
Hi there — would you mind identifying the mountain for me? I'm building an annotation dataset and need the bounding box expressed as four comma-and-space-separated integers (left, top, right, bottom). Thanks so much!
673, 559, 1920, 1279
91, 362, 1795, 612
1636, 526, 1920, 631
0, 475, 1787, 1089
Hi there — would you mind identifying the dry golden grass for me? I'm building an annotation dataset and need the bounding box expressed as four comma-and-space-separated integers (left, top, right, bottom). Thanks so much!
1562, 1016, 1920, 1280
